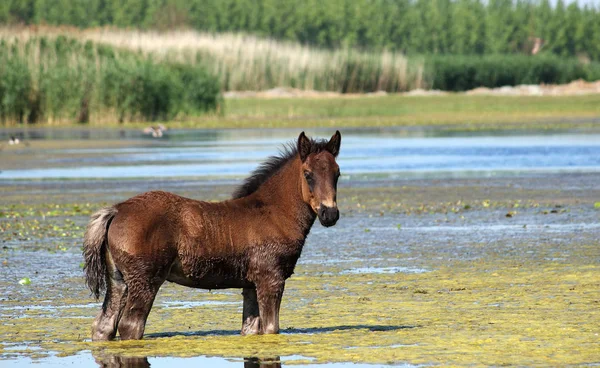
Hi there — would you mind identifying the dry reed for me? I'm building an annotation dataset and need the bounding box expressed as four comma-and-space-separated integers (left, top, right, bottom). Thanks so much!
0, 27, 425, 92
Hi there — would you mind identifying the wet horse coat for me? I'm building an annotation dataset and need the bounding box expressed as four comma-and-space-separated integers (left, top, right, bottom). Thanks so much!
83, 131, 341, 340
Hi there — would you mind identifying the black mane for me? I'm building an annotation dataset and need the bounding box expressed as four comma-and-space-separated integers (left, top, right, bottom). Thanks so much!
232, 137, 331, 199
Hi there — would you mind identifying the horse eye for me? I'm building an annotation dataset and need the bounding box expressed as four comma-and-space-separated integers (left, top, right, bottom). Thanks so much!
304, 171, 315, 190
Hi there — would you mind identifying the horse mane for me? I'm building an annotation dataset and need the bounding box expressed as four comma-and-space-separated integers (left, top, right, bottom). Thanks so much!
232, 137, 331, 199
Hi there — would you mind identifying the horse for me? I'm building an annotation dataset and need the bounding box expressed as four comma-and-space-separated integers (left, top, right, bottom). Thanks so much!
83, 131, 342, 340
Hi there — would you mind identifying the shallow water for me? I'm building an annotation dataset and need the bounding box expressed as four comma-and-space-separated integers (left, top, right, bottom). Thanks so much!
2, 353, 416, 368
2, 128, 600, 179
1, 128, 599, 367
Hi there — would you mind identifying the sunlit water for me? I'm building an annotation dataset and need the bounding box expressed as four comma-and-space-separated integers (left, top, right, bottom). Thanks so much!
1, 353, 416, 368
1, 128, 600, 179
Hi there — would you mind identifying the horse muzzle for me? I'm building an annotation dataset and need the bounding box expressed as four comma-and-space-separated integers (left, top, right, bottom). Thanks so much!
318, 204, 339, 227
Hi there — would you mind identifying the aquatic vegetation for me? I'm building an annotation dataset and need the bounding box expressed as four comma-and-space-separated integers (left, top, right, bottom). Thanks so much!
0, 217, 84, 249
0, 203, 95, 219
0, 180, 596, 250
1, 259, 598, 365
1, 168, 600, 365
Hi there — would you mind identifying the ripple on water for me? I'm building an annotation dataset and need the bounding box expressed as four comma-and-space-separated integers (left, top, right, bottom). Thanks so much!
340, 267, 428, 275
159, 301, 239, 309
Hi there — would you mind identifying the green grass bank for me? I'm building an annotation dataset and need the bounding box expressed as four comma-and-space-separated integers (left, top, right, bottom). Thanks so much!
136, 94, 600, 131
2, 94, 599, 131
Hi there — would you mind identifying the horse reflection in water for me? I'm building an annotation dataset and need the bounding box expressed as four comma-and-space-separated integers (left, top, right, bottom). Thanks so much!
245, 357, 282, 368
93, 354, 282, 368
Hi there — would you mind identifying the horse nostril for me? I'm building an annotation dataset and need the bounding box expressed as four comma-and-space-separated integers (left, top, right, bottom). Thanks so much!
318, 205, 339, 224
329, 208, 339, 222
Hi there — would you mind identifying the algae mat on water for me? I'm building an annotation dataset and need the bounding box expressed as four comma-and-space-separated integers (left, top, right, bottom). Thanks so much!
1, 175, 600, 366
1, 259, 598, 366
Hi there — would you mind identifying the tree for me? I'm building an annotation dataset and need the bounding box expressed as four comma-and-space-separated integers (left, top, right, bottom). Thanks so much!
486, 0, 517, 54
549, 0, 568, 56
451, 0, 486, 54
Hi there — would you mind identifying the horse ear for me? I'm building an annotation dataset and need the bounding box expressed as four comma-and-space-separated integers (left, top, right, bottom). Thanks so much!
298, 132, 311, 162
326, 130, 341, 157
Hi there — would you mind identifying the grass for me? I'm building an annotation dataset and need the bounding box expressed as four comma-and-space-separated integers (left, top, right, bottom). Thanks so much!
2, 93, 598, 130
2, 94, 600, 130
33, 94, 595, 131
221, 94, 600, 126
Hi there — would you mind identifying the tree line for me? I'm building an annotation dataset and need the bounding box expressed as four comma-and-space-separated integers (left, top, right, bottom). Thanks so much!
2, 0, 600, 60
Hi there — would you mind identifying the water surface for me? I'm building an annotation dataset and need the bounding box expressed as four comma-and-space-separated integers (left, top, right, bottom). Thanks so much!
1, 127, 599, 367
2, 128, 600, 180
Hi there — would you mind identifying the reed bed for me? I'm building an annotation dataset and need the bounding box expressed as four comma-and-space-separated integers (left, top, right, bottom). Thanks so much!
0, 31, 220, 125
51, 28, 426, 93
5, 27, 597, 95
1, 27, 599, 126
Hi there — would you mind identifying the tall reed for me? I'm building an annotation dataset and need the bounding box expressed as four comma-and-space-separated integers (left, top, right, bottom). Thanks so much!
0, 33, 220, 125
76, 29, 426, 93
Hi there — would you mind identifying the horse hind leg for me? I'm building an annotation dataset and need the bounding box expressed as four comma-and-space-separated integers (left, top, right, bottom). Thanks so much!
241, 288, 261, 335
92, 253, 128, 341
117, 278, 163, 340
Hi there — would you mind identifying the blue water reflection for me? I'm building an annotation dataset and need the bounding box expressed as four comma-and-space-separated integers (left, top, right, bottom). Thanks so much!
1, 129, 599, 179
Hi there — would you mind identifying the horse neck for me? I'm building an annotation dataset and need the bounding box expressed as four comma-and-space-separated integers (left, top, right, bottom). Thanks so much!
251, 156, 316, 236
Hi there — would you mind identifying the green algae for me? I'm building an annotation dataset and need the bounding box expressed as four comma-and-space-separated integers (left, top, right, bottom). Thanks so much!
3, 179, 599, 249
1, 258, 599, 366
2, 169, 600, 365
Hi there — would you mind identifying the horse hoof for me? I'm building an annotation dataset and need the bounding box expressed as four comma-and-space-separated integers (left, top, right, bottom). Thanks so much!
241, 316, 261, 335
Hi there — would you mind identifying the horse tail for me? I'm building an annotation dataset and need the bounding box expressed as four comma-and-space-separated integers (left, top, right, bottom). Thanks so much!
83, 206, 118, 300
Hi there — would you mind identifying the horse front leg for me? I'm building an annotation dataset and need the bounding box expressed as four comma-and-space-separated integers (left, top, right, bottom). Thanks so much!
256, 280, 285, 334
241, 288, 260, 335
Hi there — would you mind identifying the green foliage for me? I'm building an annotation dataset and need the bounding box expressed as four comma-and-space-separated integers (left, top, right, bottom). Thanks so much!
425, 54, 600, 91
0, 37, 220, 125
173, 64, 222, 114
0, 55, 32, 123
4, 0, 600, 60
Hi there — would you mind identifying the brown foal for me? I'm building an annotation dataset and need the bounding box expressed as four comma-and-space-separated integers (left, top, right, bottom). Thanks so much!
83, 131, 342, 340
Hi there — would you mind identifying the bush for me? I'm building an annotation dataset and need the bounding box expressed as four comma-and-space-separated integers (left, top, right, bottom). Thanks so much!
0, 36, 221, 125
425, 54, 600, 91
173, 64, 222, 114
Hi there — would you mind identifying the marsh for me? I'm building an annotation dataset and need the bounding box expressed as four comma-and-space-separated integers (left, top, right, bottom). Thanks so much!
1, 128, 599, 366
